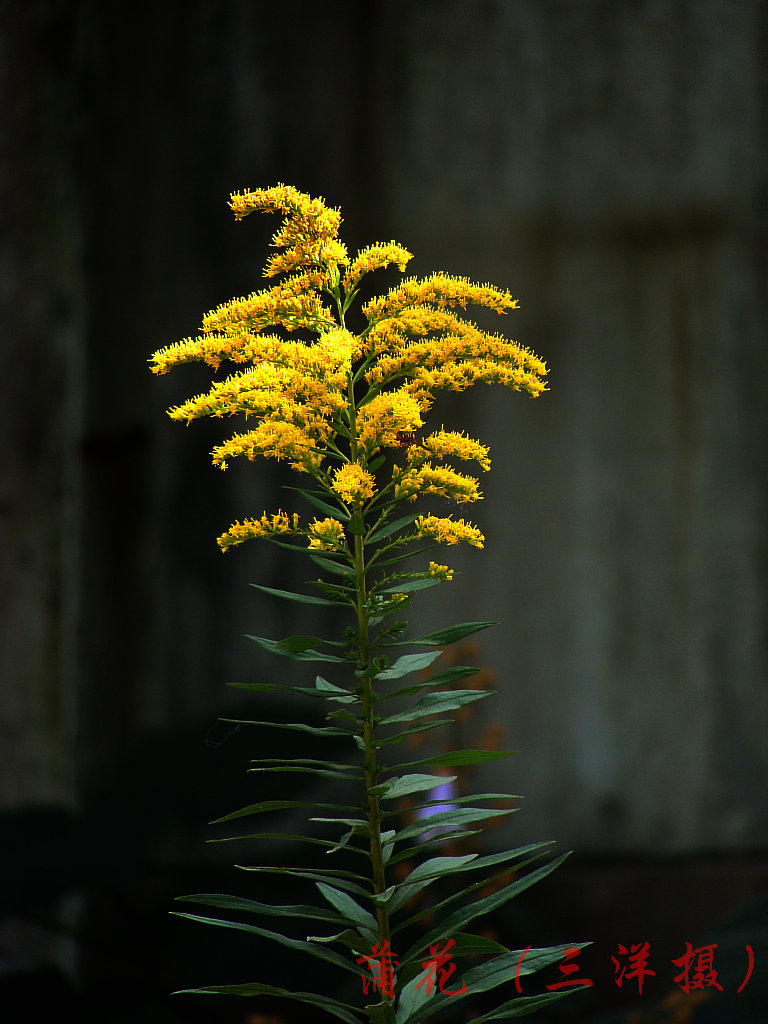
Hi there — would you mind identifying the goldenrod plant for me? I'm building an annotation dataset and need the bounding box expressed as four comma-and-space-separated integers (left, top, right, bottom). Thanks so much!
151, 185, 585, 1022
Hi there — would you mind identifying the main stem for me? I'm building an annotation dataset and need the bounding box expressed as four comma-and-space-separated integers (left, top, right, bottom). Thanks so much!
347, 368, 391, 962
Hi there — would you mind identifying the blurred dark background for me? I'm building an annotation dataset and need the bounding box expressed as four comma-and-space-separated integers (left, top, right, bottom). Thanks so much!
1, 1, 767, 1021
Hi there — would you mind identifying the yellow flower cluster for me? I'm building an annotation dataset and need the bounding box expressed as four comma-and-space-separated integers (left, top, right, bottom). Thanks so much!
218, 510, 300, 551
413, 430, 491, 472
212, 421, 325, 475
308, 517, 347, 551
428, 561, 454, 581
356, 390, 423, 453
395, 464, 481, 504
150, 184, 548, 552
342, 242, 413, 294
229, 184, 348, 278
332, 464, 376, 506
415, 514, 485, 549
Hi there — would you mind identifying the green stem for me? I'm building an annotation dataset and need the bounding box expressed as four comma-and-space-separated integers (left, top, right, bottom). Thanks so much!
348, 365, 392, 975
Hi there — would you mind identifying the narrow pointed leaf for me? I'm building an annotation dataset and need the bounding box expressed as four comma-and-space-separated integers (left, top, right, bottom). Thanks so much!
390, 621, 496, 647
309, 553, 354, 576
174, 893, 344, 925
211, 798, 356, 825
218, 717, 351, 738
380, 578, 439, 595
173, 981, 362, 1024
404, 853, 571, 963
288, 486, 349, 521
235, 865, 370, 897
379, 689, 489, 725
367, 512, 419, 543
250, 582, 343, 606
369, 773, 456, 800
171, 912, 357, 975
374, 650, 443, 681
392, 749, 516, 771
246, 634, 345, 663
396, 943, 581, 1024
316, 882, 378, 933
394, 806, 513, 843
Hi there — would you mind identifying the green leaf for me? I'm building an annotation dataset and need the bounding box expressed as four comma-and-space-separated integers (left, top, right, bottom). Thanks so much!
380, 664, 481, 701
394, 749, 516, 771
218, 717, 351, 739
379, 689, 490, 725
250, 582, 344, 607
469, 987, 585, 1021
207, 831, 369, 854
309, 552, 354, 577
366, 1001, 397, 1024
396, 943, 582, 1024
448, 931, 510, 958
211, 799, 357, 825
393, 806, 513, 843
369, 773, 458, 800
389, 846, 549, 918
173, 981, 362, 1024
367, 454, 386, 472
380, 578, 439, 595
367, 512, 419, 543
403, 854, 572, 963
288, 486, 349, 521
229, 679, 359, 706
377, 720, 453, 745
246, 634, 345, 663
391, 620, 496, 647
247, 765, 359, 782
316, 882, 378, 934
387, 855, 477, 914
374, 650, 443, 681
235, 863, 370, 890
174, 893, 344, 925
171, 912, 358, 975
315, 675, 358, 702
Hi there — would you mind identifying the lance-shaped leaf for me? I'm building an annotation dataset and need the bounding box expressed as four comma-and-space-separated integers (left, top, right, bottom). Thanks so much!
379, 688, 490, 725
235, 865, 371, 898
386, 854, 477, 914
287, 485, 350, 521
395, 943, 583, 1024
171, 912, 358, 976
211, 798, 357, 825
208, 831, 370, 855
392, 806, 514, 843
250, 582, 347, 607
468, 987, 586, 1021
392, 749, 516, 771
173, 981, 362, 1024
316, 881, 379, 937
389, 845, 550, 918
394, 843, 557, 931
373, 650, 443, 681
379, 579, 439, 595
369, 773, 457, 801
309, 552, 355, 577
380, 664, 481, 701
367, 511, 419, 543
246, 634, 346, 663
174, 893, 346, 926
219, 717, 352, 738
402, 853, 571, 964
387, 620, 496, 647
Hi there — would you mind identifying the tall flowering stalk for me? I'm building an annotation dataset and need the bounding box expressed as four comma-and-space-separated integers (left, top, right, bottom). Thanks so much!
151, 185, 583, 1022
